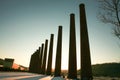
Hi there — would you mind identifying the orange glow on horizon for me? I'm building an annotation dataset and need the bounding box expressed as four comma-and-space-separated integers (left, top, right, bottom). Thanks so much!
12, 63, 20, 69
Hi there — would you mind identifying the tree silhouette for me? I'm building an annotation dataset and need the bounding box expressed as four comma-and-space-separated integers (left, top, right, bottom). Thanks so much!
98, 0, 120, 40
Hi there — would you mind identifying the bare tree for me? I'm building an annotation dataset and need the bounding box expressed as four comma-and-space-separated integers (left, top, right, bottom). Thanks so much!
98, 0, 120, 40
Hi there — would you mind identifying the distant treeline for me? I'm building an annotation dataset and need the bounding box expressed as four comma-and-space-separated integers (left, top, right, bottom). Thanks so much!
91, 63, 120, 77
54, 63, 120, 77
59, 63, 120, 77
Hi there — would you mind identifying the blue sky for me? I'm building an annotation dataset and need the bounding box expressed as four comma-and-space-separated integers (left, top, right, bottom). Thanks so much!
0, 0, 120, 69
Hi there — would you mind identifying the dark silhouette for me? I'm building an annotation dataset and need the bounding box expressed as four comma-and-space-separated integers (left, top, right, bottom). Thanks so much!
34, 49, 40, 73
54, 26, 62, 77
31, 50, 41, 73
92, 63, 120, 77
39, 43, 44, 74
29, 53, 35, 73
29, 54, 33, 72
37, 47, 41, 73
31, 52, 36, 73
3, 58, 14, 69
29, 43, 45, 74
68, 13, 77, 79
28, 3, 94, 80
41, 40, 48, 74
80, 4, 93, 80
46, 34, 54, 75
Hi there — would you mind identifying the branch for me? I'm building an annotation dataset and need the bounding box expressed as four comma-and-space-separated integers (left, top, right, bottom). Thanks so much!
99, 0, 116, 11
114, 27, 120, 39
98, 0, 120, 27
98, 0, 120, 40
113, 0, 120, 27
98, 13, 119, 26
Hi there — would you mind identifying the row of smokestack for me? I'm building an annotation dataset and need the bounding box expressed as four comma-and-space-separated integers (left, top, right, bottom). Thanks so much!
29, 4, 93, 80
29, 26, 62, 76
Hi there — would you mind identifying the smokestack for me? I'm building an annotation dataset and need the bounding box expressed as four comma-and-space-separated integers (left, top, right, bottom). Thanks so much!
46, 34, 54, 75
54, 26, 62, 77
41, 40, 48, 74
68, 13, 77, 79
80, 3, 93, 80
38, 43, 44, 74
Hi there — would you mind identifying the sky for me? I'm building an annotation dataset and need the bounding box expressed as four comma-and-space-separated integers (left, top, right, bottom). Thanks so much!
0, 0, 120, 70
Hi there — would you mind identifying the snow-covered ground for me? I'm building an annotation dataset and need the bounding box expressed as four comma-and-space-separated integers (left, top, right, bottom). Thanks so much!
93, 77, 120, 80
0, 72, 120, 80
0, 72, 51, 80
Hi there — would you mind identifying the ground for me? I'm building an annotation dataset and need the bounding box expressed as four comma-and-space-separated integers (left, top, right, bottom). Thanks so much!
0, 72, 120, 80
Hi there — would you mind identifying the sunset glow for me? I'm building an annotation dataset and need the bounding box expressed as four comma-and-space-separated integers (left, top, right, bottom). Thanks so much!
0, 0, 120, 70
